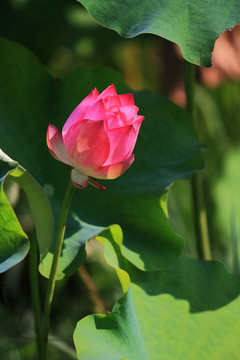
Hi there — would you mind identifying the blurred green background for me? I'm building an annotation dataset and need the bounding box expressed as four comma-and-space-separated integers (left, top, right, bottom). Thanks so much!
1, 0, 240, 358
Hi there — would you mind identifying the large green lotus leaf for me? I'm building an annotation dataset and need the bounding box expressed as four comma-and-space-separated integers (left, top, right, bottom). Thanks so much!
74, 227, 240, 360
0, 38, 203, 275
78, 0, 240, 67
39, 216, 104, 279
0, 153, 28, 272
0, 187, 29, 273
0, 149, 53, 272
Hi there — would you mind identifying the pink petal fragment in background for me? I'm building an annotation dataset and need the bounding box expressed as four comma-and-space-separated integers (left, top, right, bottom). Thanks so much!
65, 120, 110, 172
71, 169, 88, 188
95, 154, 135, 179
62, 87, 99, 136
47, 124, 72, 165
104, 126, 137, 166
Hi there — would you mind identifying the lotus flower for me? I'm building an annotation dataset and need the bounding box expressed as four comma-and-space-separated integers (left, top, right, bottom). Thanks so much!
47, 84, 144, 189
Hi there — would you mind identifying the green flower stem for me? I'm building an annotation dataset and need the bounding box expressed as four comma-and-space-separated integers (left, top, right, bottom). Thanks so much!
29, 231, 42, 359
184, 60, 211, 260
40, 180, 75, 360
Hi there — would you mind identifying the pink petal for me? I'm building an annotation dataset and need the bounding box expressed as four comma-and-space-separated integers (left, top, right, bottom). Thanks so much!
133, 115, 144, 131
64, 120, 110, 173
92, 154, 135, 179
84, 99, 106, 121
62, 88, 99, 136
105, 109, 126, 129
104, 126, 139, 166
119, 94, 135, 106
97, 84, 117, 99
47, 124, 72, 165
104, 95, 121, 110
71, 169, 88, 189
119, 105, 139, 124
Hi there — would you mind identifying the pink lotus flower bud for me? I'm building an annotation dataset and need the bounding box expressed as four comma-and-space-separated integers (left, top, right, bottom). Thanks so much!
47, 84, 144, 189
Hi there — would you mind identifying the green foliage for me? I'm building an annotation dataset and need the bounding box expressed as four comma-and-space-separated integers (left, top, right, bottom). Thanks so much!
74, 227, 240, 360
39, 218, 103, 279
0, 149, 53, 272
213, 146, 240, 272
0, 4, 240, 360
0, 180, 28, 272
75, 290, 240, 359
78, 0, 240, 67
0, 38, 203, 276
8, 167, 54, 259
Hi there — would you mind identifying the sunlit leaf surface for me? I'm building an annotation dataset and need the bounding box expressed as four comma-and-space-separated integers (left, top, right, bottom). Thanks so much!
74, 226, 240, 360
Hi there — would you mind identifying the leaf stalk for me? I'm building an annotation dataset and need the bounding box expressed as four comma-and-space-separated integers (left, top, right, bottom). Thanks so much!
29, 231, 42, 359
184, 61, 211, 260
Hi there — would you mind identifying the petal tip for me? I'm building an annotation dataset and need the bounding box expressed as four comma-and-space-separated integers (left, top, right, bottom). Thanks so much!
46, 124, 72, 165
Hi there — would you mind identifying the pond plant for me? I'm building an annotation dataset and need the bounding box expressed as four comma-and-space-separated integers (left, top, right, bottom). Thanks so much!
0, 1, 240, 359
